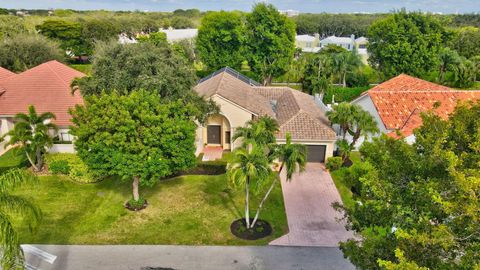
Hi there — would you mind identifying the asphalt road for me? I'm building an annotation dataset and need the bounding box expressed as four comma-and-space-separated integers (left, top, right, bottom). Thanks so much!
25, 245, 354, 270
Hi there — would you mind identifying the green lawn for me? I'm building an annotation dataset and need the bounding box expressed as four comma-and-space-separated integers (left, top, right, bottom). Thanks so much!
12, 173, 287, 245
330, 152, 362, 209
0, 147, 27, 173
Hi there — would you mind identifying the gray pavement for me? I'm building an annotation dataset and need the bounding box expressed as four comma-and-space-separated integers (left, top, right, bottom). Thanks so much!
25, 245, 354, 270
270, 163, 355, 247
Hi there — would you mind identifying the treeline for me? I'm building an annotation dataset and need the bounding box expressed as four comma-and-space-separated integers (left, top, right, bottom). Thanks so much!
294, 12, 480, 37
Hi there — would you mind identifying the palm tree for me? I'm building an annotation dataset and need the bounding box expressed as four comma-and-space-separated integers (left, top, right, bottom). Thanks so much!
1, 105, 57, 171
438, 48, 460, 84
0, 169, 41, 269
227, 145, 271, 229
232, 116, 279, 148
250, 133, 306, 227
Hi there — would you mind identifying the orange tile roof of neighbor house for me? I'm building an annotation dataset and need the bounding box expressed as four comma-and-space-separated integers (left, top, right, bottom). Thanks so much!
0, 67, 16, 81
0, 61, 85, 126
362, 74, 480, 137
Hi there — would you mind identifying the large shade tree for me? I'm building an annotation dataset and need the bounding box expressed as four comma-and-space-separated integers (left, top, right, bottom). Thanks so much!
245, 3, 296, 85
1, 106, 57, 172
197, 11, 246, 71
0, 34, 64, 72
0, 169, 41, 270
36, 20, 88, 56
367, 10, 446, 78
73, 41, 216, 122
70, 90, 198, 206
337, 101, 480, 269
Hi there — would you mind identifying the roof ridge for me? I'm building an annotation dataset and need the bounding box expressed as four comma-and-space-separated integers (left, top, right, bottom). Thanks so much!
44, 61, 72, 88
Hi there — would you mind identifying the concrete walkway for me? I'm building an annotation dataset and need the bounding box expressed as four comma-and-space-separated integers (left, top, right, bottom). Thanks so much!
270, 163, 354, 247
25, 245, 354, 270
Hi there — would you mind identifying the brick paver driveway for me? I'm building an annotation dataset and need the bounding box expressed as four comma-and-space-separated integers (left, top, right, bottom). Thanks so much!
270, 163, 355, 247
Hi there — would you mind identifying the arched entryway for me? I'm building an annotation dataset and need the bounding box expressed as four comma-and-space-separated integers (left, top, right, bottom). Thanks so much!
203, 114, 232, 150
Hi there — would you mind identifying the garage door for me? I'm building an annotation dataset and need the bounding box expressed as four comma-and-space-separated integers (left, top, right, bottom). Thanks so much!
306, 145, 326, 163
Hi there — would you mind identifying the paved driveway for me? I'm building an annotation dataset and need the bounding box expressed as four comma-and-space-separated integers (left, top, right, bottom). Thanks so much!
25, 245, 354, 270
270, 163, 355, 247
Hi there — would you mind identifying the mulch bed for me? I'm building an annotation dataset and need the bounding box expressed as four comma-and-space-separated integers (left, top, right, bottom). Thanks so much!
230, 218, 272, 240
125, 200, 148, 211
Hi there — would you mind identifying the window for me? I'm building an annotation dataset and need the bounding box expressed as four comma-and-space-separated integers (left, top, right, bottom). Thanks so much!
359, 44, 366, 49
225, 131, 231, 144
60, 132, 72, 142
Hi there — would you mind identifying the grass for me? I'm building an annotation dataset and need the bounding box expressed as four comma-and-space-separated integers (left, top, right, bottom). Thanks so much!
69, 64, 93, 75
330, 152, 362, 209
12, 173, 287, 245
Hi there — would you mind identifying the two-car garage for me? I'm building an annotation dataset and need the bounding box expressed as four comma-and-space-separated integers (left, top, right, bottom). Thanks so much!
305, 145, 327, 163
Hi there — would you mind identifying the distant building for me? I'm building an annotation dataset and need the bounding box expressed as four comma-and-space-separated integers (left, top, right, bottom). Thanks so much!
159, 28, 198, 42
295, 34, 369, 62
118, 33, 137, 44
279, 9, 300, 17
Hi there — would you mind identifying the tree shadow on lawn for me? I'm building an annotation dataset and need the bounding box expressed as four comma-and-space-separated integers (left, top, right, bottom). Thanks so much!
200, 175, 243, 219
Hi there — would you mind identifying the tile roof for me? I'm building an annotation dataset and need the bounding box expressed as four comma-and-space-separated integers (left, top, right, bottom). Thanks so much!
194, 71, 275, 117
196, 70, 336, 142
0, 67, 15, 80
0, 61, 85, 126
362, 74, 480, 137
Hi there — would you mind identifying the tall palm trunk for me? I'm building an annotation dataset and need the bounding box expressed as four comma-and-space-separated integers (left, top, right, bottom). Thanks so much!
342, 72, 347, 88
132, 176, 140, 201
245, 177, 251, 228
251, 162, 284, 228
35, 148, 43, 171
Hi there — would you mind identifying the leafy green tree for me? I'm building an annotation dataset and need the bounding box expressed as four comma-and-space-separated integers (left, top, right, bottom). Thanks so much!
326, 102, 379, 162
80, 18, 120, 53
0, 15, 28, 39
70, 90, 198, 205
338, 102, 480, 269
137, 32, 167, 46
302, 54, 333, 95
245, 3, 296, 85
472, 55, 480, 82
36, 19, 88, 56
1, 106, 57, 172
227, 144, 271, 229
448, 26, 480, 59
0, 34, 64, 72
197, 11, 246, 71
367, 11, 446, 78
451, 57, 476, 88
0, 169, 41, 270
437, 47, 461, 84
73, 41, 217, 122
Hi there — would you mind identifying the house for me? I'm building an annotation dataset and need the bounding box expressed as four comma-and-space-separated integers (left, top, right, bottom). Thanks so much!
279, 9, 300, 17
351, 74, 480, 145
159, 28, 198, 42
0, 61, 85, 154
0, 67, 15, 81
295, 34, 321, 53
295, 34, 368, 57
194, 68, 337, 163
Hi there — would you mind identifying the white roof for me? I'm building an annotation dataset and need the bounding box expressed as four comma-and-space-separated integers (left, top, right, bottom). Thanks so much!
296, 35, 316, 42
160, 28, 198, 42
355, 36, 368, 43
301, 47, 321, 53
118, 34, 137, 44
320, 36, 353, 44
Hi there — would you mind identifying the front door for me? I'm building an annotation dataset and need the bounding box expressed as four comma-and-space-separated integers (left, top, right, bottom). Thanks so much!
207, 125, 221, 144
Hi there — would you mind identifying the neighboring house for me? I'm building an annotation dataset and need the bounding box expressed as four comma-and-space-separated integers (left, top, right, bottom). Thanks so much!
0, 61, 85, 154
194, 67, 337, 163
295, 34, 321, 53
118, 33, 138, 44
350, 74, 480, 145
295, 34, 368, 57
279, 9, 300, 17
160, 28, 198, 42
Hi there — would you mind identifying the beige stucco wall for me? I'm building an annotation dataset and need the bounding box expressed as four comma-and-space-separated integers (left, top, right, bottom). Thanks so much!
196, 94, 253, 154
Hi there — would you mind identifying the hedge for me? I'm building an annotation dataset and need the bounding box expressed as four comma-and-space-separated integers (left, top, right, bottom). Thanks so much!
323, 86, 371, 104
45, 153, 100, 183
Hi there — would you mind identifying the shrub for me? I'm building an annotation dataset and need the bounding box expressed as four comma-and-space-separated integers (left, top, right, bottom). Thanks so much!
46, 153, 99, 183
48, 160, 70, 174
326, 156, 343, 171
346, 71, 369, 87
343, 161, 375, 196
323, 86, 370, 104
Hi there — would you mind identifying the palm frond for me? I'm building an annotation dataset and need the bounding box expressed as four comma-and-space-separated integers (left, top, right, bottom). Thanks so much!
0, 212, 24, 270
0, 169, 37, 193
0, 194, 42, 232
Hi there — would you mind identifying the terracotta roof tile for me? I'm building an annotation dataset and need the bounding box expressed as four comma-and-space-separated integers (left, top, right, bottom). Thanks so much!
365, 74, 480, 137
0, 61, 85, 126
0, 67, 15, 81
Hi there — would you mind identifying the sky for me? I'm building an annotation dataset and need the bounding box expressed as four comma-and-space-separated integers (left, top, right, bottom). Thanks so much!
1, 0, 479, 14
